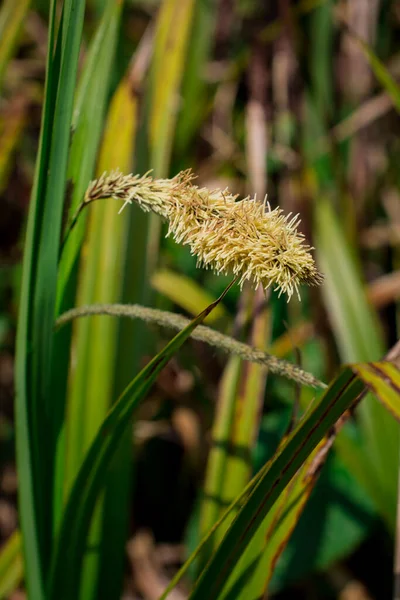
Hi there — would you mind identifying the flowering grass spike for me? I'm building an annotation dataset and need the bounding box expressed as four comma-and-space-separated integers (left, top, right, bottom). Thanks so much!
83, 170, 323, 300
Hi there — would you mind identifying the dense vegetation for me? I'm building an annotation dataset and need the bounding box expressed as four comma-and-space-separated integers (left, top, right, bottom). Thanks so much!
1, 1, 400, 598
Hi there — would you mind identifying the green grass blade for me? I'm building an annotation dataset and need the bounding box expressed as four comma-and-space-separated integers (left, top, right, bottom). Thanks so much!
174, 0, 216, 154
198, 355, 242, 565
14, 0, 79, 594
52, 0, 124, 528
221, 439, 324, 599
64, 73, 136, 600
188, 368, 363, 600
197, 299, 270, 582
149, 0, 196, 177
51, 16, 124, 587
309, 0, 334, 119
29, 0, 86, 561
221, 302, 270, 505
352, 362, 400, 422
316, 197, 399, 527
95, 78, 150, 600
354, 35, 400, 113
162, 352, 395, 600
197, 324, 317, 573
56, 0, 124, 314
315, 198, 385, 362
205, 297, 270, 560
159, 457, 273, 600
32, 0, 86, 425
47, 284, 233, 600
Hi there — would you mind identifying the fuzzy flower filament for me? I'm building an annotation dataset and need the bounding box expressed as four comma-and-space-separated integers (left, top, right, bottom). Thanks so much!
84, 170, 323, 300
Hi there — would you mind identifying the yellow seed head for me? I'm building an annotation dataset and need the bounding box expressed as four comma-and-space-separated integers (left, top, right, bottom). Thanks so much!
84, 170, 323, 300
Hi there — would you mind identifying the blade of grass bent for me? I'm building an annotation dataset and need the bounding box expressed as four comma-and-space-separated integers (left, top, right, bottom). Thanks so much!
221, 440, 326, 599
352, 362, 400, 422
353, 35, 400, 113
188, 368, 364, 600
124, 363, 400, 600
55, 303, 324, 389
47, 282, 235, 600
159, 449, 279, 600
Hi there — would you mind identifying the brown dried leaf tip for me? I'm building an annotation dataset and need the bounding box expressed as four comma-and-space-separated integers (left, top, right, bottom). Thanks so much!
84, 170, 323, 300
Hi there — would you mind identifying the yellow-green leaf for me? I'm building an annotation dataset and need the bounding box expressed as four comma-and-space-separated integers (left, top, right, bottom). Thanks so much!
152, 269, 227, 323
149, 0, 196, 176
0, 0, 30, 86
352, 362, 400, 423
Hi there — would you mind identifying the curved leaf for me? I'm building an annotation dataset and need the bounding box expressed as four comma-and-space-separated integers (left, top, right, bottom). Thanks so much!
188, 368, 363, 600
47, 284, 233, 600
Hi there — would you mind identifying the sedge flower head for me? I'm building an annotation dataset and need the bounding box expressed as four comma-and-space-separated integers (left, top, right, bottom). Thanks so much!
84, 170, 323, 300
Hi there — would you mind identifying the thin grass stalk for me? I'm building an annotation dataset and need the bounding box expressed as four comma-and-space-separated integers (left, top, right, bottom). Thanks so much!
75, 77, 136, 600
48, 279, 236, 600
14, 0, 83, 593
56, 304, 325, 389
51, 1, 123, 544
94, 38, 153, 600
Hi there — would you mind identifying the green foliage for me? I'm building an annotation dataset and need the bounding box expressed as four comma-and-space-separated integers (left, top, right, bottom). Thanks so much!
1, 1, 400, 599
48, 287, 232, 600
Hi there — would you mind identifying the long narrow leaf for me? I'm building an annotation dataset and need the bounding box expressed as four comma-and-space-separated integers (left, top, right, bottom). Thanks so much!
354, 35, 400, 113
48, 283, 234, 600
14, 0, 77, 594
316, 197, 399, 527
67, 72, 137, 600
352, 362, 400, 422
188, 368, 363, 600
220, 440, 325, 599
150, 0, 196, 176
56, 0, 123, 313
198, 355, 242, 563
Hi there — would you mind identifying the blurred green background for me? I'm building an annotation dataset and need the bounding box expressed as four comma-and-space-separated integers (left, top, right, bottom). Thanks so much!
1, 0, 400, 598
